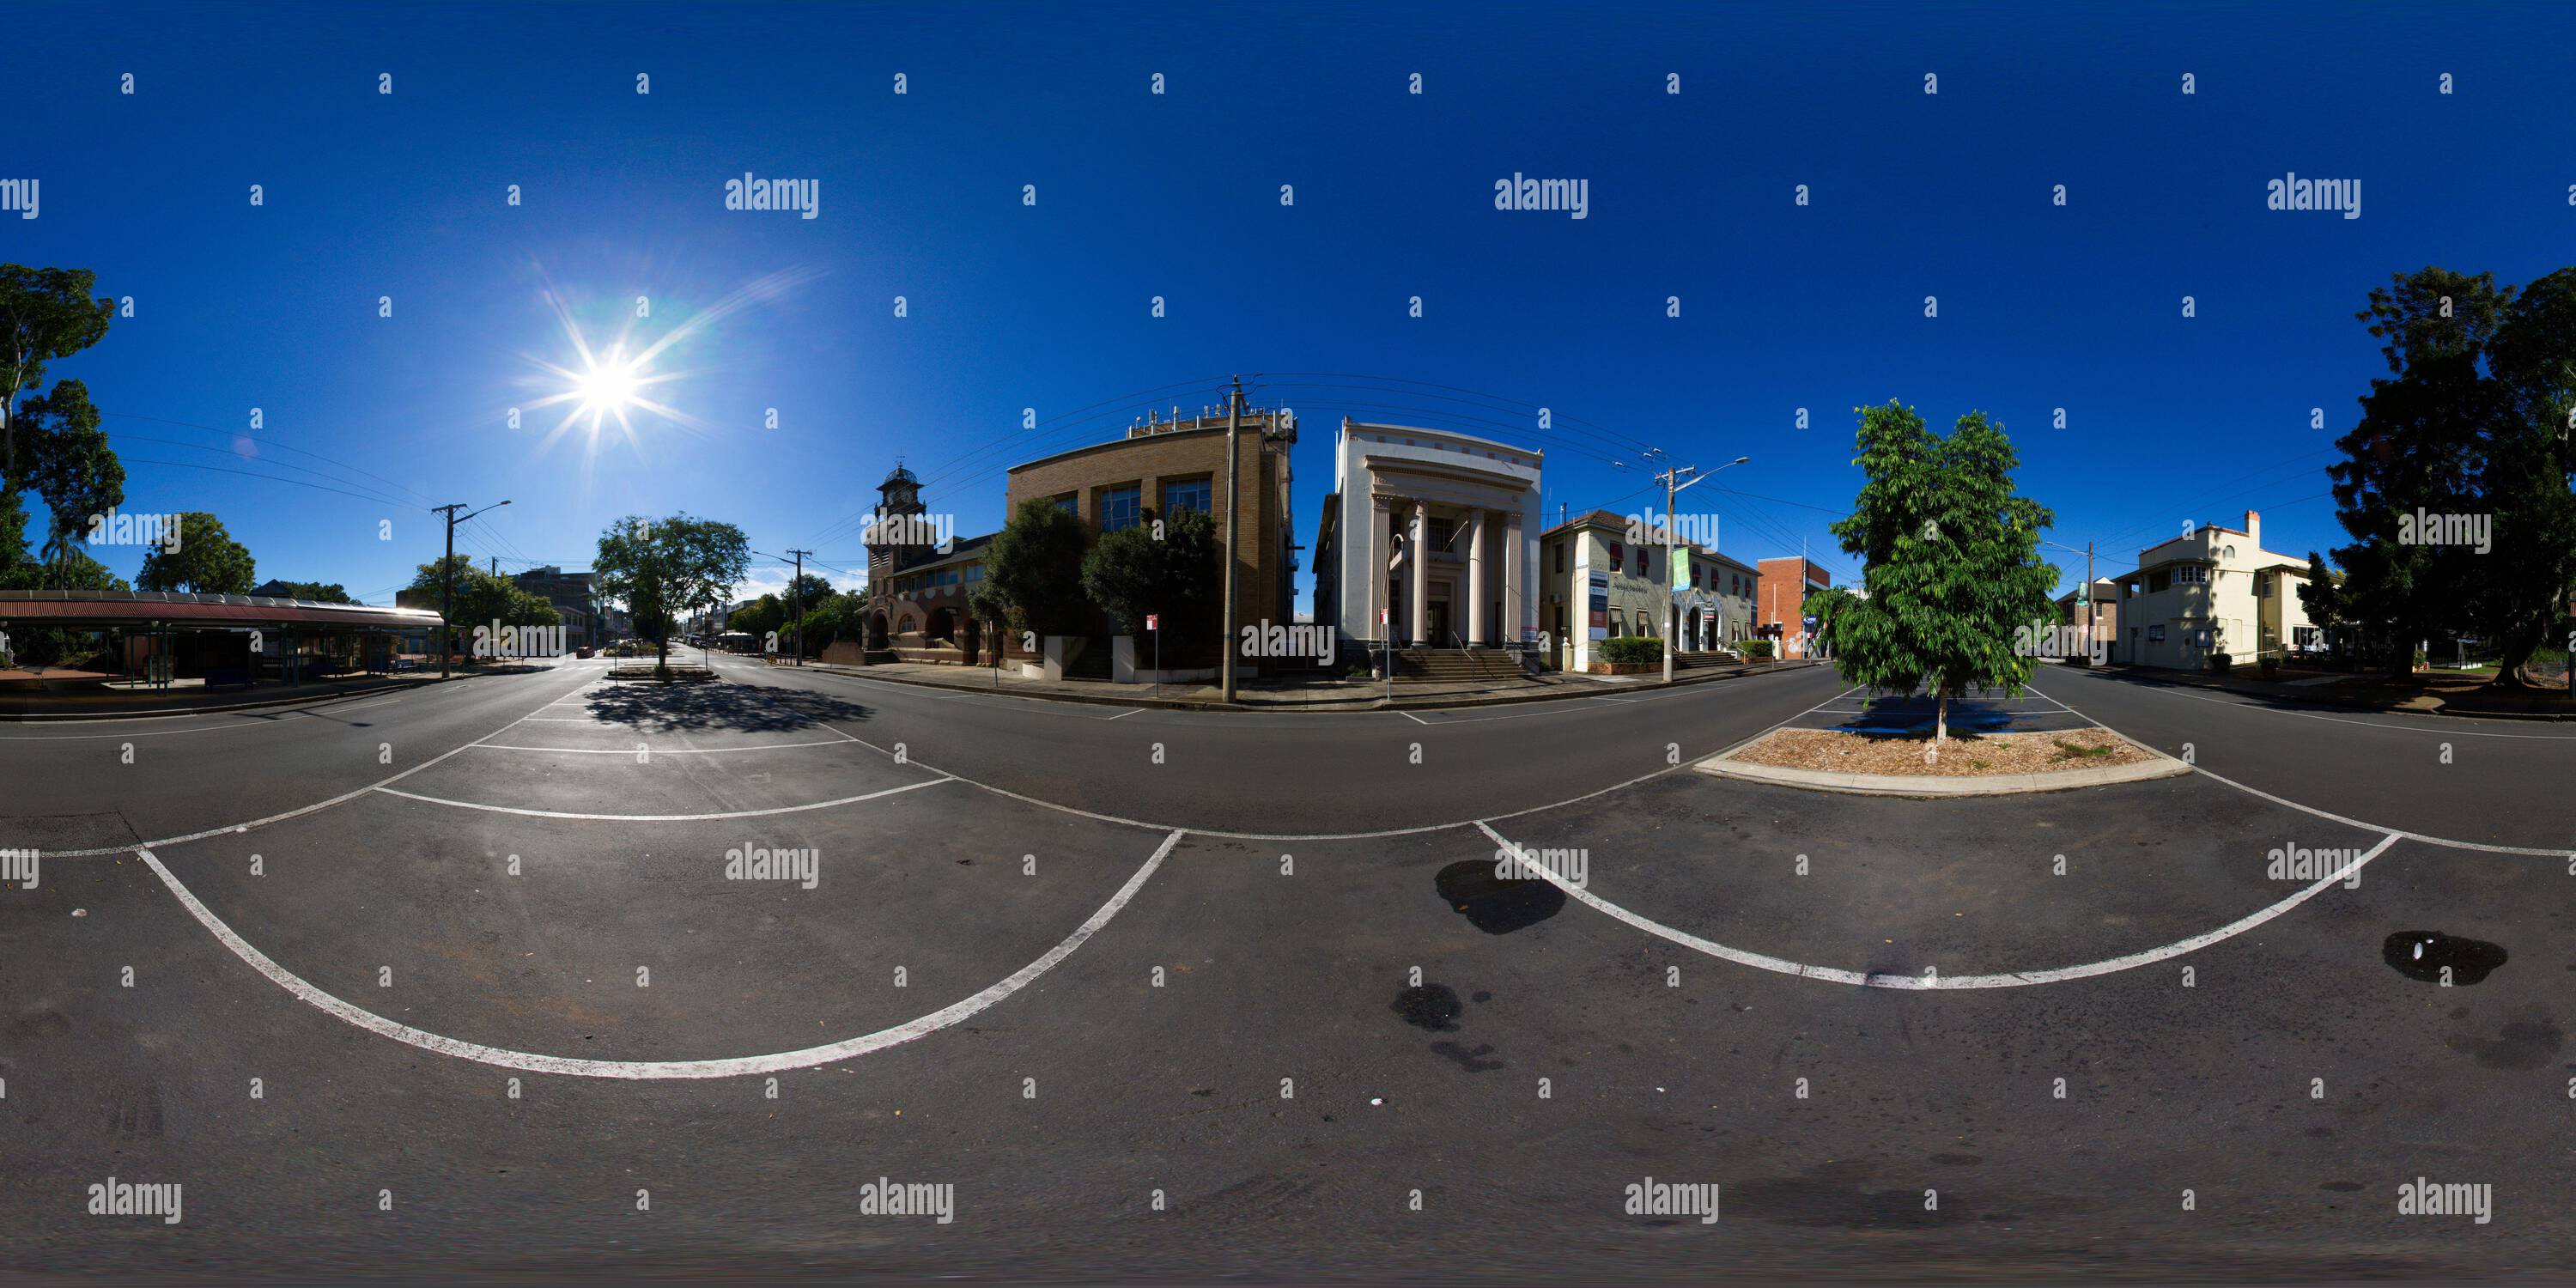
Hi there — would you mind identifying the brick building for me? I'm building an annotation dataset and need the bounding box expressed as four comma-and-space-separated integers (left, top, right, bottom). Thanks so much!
1756, 556, 1833, 658
1000, 392, 1297, 677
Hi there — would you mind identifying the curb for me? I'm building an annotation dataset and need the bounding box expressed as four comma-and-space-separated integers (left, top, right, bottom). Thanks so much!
784, 657, 1827, 713
0, 673, 471, 723
1692, 728, 2191, 798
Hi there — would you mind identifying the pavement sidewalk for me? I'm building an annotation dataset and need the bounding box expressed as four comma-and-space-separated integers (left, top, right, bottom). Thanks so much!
0, 661, 558, 721
774, 655, 1828, 712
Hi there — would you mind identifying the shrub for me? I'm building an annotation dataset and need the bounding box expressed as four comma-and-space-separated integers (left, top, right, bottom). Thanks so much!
1599, 635, 1662, 665
2210, 652, 2233, 672
1742, 639, 1775, 659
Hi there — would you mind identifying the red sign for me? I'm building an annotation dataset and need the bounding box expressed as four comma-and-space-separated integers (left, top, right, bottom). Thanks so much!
1145, 614, 1158, 631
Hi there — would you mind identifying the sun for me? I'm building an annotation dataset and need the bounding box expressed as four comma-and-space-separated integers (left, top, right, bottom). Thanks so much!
575, 349, 641, 413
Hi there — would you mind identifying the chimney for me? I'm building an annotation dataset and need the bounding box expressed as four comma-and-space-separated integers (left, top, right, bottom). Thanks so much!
2243, 510, 2260, 547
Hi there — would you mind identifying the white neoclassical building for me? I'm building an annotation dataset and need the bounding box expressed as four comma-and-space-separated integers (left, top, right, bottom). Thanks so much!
1311, 419, 1544, 661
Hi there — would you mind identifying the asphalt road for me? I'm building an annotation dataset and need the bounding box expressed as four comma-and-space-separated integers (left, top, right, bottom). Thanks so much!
5, 656, 2574, 1281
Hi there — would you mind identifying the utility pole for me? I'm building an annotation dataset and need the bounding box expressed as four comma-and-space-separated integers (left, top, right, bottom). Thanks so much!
786, 548, 813, 665
1220, 375, 1245, 702
432, 499, 510, 680
1650, 454, 1750, 685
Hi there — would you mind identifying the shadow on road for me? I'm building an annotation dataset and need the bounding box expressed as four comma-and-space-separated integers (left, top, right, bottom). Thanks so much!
579, 678, 873, 733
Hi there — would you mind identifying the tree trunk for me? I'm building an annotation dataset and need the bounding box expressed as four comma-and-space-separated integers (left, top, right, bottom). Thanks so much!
1935, 688, 1948, 748
2488, 620, 2543, 690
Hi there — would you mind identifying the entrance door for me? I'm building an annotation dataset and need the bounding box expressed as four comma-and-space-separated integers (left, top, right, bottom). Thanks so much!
1427, 602, 1451, 646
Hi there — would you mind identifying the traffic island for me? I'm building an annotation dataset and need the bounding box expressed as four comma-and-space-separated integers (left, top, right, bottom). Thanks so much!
1697, 726, 2188, 796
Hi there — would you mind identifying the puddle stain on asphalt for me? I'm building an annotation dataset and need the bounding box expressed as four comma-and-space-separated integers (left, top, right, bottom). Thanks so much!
1434, 860, 1564, 934
2384, 931, 2507, 986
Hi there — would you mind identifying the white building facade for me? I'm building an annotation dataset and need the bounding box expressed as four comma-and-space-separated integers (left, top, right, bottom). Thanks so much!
1312, 419, 1543, 659
2114, 510, 2317, 669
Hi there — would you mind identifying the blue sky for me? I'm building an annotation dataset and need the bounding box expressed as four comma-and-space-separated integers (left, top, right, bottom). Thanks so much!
13, 0, 2570, 608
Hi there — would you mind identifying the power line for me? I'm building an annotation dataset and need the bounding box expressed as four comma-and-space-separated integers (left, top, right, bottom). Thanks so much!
98, 410, 439, 507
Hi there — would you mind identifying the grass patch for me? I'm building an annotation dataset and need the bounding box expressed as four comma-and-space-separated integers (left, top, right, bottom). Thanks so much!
2050, 738, 2115, 762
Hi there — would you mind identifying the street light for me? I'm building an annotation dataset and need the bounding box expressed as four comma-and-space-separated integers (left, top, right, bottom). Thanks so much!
432, 499, 510, 680
1656, 456, 1751, 685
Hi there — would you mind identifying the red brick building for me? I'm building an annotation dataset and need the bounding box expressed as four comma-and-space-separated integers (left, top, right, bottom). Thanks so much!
1756, 556, 1832, 658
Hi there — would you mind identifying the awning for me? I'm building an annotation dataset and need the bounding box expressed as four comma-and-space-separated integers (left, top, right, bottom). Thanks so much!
0, 590, 444, 631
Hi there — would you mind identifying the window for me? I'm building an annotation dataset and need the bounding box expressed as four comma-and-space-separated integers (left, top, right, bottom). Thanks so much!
1101, 485, 1142, 533
1553, 542, 1565, 574
2176, 565, 2208, 585
2148, 624, 2166, 643
1051, 494, 1077, 515
1162, 478, 1212, 517
1608, 540, 1623, 570
964, 564, 983, 583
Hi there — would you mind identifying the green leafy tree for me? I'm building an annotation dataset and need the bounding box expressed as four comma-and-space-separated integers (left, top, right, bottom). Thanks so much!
981, 497, 1093, 639
14, 379, 124, 577
1079, 507, 1219, 643
593, 513, 750, 677
403, 557, 558, 661
2294, 551, 2342, 656
967, 576, 1016, 662
1, 265, 114, 487
260, 580, 356, 604
51, 545, 129, 592
134, 510, 255, 594
1803, 585, 1862, 656
1821, 402, 2059, 753
2476, 267, 2576, 689
729, 592, 785, 647
2326, 267, 2510, 680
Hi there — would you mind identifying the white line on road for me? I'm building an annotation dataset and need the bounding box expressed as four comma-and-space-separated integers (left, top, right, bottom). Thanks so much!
42, 668, 620, 857
135, 828, 1185, 1078
464, 737, 860, 756
2029, 678, 2574, 856
2043, 671, 2576, 739
1397, 710, 1430, 726
1101, 708, 1145, 720
1477, 820, 2404, 988
374, 775, 952, 821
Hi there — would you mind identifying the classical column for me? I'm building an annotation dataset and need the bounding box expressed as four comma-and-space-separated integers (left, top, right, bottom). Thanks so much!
1367, 497, 1393, 641
1408, 503, 1430, 646
1466, 508, 1489, 647
1504, 511, 1523, 649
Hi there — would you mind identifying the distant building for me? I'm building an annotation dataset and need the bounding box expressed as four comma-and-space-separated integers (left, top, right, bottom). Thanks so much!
1757, 557, 1833, 658
1002, 393, 1298, 677
1536, 510, 1756, 671
1311, 418, 1538, 662
512, 566, 599, 647
861, 465, 997, 665
2111, 510, 2314, 668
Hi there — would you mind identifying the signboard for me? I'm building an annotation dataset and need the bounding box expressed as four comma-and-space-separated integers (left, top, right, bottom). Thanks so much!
1671, 544, 1693, 594
1145, 614, 1158, 631
1587, 570, 1611, 641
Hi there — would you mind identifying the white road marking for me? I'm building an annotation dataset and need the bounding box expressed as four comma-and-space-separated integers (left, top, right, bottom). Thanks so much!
1477, 820, 2405, 989
42, 668, 618, 857
1101, 708, 1145, 720
464, 738, 859, 756
2046, 671, 2576, 739
0, 692, 414, 740
2030, 679, 2576, 857
135, 829, 1184, 1078
374, 775, 952, 821
1397, 710, 1430, 726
